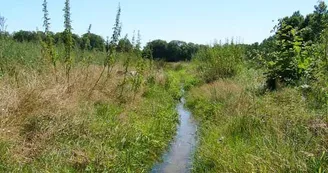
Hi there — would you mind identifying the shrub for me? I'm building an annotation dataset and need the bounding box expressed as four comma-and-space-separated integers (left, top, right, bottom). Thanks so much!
192, 44, 243, 83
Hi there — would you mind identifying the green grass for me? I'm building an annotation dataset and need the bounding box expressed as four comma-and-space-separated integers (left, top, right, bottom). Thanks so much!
2, 38, 327, 172
1, 81, 181, 172
0, 39, 186, 172
186, 67, 328, 172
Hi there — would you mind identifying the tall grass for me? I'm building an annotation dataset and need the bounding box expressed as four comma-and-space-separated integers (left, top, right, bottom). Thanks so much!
192, 43, 244, 83
0, 35, 185, 172
186, 67, 328, 172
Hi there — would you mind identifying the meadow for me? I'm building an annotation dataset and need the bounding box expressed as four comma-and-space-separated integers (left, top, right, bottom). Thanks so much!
1, 0, 328, 172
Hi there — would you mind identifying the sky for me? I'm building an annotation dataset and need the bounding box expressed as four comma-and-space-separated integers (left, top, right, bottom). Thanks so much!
0, 0, 321, 45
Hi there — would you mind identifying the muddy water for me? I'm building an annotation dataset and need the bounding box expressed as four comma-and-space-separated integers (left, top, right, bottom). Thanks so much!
151, 97, 197, 173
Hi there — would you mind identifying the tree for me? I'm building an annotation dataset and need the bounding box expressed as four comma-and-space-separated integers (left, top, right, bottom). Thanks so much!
264, 20, 313, 89
186, 42, 200, 60
143, 39, 201, 62
300, 1, 328, 43
117, 34, 133, 53
143, 40, 168, 61
72, 33, 82, 48
82, 24, 92, 51
81, 33, 105, 51
282, 11, 304, 29
312, 0, 328, 41
167, 40, 188, 61
53, 32, 64, 44
13, 30, 39, 42
301, 14, 315, 43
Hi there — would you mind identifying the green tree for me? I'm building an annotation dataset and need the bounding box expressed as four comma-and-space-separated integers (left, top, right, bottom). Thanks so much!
312, 0, 328, 41
143, 40, 168, 60
117, 34, 133, 53
13, 30, 39, 42
265, 22, 307, 89
167, 40, 188, 61
81, 33, 105, 51
143, 39, 200, 62
282, 11, 304, 29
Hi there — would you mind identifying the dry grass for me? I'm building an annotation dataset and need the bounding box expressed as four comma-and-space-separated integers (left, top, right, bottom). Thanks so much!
0, 40, 180, 172
0, 58, 183, 173
0, 63, 155, 164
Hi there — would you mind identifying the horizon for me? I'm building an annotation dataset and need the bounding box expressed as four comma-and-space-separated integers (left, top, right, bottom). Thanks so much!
0, 0, 321, 45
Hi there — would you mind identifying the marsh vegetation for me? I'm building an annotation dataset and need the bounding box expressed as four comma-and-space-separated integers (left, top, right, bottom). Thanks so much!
0, 0, 327, 172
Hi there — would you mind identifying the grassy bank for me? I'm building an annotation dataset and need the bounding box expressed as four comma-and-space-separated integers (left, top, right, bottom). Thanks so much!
186, 67, 328, 172
0, 40, 184, 172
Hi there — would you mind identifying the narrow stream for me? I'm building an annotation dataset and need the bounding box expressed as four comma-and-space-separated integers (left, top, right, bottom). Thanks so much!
151, 97, 197, 173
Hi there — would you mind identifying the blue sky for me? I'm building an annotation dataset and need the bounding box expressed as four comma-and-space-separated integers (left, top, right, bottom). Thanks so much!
0, 0, 321, 45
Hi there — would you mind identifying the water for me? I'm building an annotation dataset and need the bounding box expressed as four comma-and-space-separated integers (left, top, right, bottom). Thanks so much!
151, 97, 197, 173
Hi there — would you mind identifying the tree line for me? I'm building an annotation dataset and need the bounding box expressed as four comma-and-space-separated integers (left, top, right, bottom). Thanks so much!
142, 40, 207, 62
8, 30, 108, 51
2, 31, 205, 62
246, 1, 328, 91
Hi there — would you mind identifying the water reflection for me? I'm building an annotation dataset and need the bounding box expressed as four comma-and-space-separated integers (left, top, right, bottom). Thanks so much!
151, 97, 197, 173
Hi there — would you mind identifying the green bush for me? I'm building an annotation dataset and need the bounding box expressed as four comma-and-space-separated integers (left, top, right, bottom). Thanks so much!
192, 44, 243, 83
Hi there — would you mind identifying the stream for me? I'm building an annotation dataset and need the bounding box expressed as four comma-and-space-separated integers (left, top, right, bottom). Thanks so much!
151, 97, 197, 173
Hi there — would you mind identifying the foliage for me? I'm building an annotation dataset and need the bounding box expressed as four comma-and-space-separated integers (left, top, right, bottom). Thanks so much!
1, 1, 328, 172
142, 39, 202, 62
81, 32, 105, 51
81, 24, 92, 51
117, 34, 133, 53
247, 1, 328, 91
192, 43, 243, 83
304, 28, 328, 110
13, 30, 41, 42
264, 23, 304, 87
